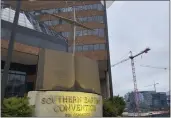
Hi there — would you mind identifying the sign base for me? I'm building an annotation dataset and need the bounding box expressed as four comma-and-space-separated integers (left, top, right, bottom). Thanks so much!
28, 91, 102, 117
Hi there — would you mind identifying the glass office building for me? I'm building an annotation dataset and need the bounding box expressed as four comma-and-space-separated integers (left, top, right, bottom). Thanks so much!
27, 1, 111, 99
1, 5, 67, 97
2, 1, 112, 99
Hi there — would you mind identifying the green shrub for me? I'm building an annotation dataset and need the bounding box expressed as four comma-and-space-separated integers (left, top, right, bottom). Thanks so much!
103, 96, 126, 117
2, 96, 34, 117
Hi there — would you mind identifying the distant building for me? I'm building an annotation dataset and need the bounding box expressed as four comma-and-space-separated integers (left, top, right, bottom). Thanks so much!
140, 91, 156, 108
151, 92, 168, 109
125, 91, 168, 112
166, 91, 170, 106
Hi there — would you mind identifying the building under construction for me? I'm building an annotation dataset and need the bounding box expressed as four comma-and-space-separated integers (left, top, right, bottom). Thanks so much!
125, 91, 168, 112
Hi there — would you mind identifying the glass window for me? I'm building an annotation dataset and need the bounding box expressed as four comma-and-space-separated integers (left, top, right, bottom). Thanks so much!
89, 4, 93, 10
62, 32, 68, 37
87, 30, 92, 35
75, 6, 79, 11
61, 8, 65, 12
93, 4, 97, 9
29, 11, 34, 15
97, 4, 103, 10
44, 9, 48, 14
35, 12, 40, 15
54, 8, 59, 13
100, 16, 104, 23
62, 32, 65, 36
88, 17, 93, 22
68, 7, 72, 12
76, 30, 82, 36
51, 20, 55, 25
79, 30, 83, 36
82, 17, 85, 22
84, 17, 88, 22
84, 5, 87, 10
92, 16, 96, 21
84, 5, 88, 10
45, 28, 52, 35
62, 20, 67, 24
59, 19, 62, 24
51, 20, 59, 25
99, 29, 104, 37
44, 21, 49, 25
82, 30, 88, 36
99, 44, 105, 50
89, 45, 94, 50
49, 9, 55, 14
94, 44, 99, 50
78, 6, 82, 11
39, 24, 47, 34
83, 45, 89, 51
41, 10, 46, 13
88, 5, 92, 10
93, 29, 99, 35
78, 17, 82, 22
58, 8, 62, 12
77, 46, 82, 51
75, 46, 78, 51
65, 32, 69, 37
67, 32, 70, 37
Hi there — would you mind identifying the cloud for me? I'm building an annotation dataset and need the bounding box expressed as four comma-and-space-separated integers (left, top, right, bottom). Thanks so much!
107, 1, 169, 96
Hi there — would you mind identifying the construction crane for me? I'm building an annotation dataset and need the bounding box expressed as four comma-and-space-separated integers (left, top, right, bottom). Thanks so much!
111, 47, 151, 116
144, 81, 159, 92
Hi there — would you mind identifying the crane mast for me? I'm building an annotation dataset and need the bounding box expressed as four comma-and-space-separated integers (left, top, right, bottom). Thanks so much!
111, 47, 150, 116
130, 51, 140, 116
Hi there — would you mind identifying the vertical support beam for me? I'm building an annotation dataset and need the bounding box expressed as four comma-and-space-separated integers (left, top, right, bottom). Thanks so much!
106, 71, 111, 98
72, 6, 76, 56
1, 0, 21, 102
103, 0, 113, 98
72, 1, 76, 56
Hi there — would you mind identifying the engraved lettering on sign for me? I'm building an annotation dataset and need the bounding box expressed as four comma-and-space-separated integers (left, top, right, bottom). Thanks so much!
40, 93, 101, 117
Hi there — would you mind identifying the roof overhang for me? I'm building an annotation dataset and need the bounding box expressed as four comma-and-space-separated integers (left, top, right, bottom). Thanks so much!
1, 48, 38, 65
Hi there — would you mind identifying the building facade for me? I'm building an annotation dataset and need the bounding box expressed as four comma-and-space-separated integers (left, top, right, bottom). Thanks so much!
1, 6, 67, 97
152, 92, 168, 109
125, 91, 168, 112
2, 1, 112, 99
25, 1, 111, 98
166, 91, 170, 106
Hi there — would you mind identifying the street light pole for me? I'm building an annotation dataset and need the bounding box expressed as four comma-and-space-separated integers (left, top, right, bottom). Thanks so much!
1, 0, 21, 102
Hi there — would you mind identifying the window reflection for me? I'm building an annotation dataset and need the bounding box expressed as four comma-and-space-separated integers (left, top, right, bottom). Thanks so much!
31, 3, 104, 15
69, 43, 106, 52
1, 70, 26, 98
62, 28, 104, 38
44, 15, 104, 26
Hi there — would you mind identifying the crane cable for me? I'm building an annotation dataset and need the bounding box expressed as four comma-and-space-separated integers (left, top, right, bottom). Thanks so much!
111, 52, 131, 67
140, 65, 169, 70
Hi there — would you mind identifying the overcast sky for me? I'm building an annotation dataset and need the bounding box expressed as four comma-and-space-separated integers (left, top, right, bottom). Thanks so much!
107, 1, 169, 97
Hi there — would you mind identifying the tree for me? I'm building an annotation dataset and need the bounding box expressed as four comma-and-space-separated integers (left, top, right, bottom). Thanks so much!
103, 96, 126, 117
2, 96, 34, 117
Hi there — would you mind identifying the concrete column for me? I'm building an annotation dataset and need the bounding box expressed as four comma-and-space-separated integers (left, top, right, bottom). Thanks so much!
106, 71, 111, 98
